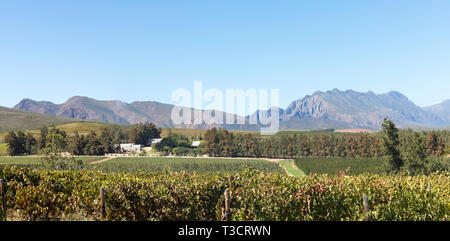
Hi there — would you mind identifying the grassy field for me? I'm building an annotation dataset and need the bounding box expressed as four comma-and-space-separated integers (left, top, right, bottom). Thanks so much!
0, 106, 77, 133
0, 121, 110, 141
161, 128, 209, 137
0, 156, 106, 167
91, 157, 284, 174
0, 143, 7, 155
24, 121, 111, 137
0, 156, 284, 174
278, 159, 306, 177
295, 158, 385, 176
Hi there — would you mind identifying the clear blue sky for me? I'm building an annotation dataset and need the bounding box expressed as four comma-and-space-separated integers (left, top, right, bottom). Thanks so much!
1, 0, 449, 111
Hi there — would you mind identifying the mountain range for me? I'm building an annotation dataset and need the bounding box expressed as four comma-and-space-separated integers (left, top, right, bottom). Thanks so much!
10, 89, 450, 130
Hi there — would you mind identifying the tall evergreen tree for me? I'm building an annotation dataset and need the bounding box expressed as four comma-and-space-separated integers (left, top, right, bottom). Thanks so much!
425, 130, 438, 156
5, 131, 20, 156
38, 126, 49, 150
401, 131, 427, 175
381, 118, 403, 173
128, 123, 161, 145
204, 128, 219, 156
24, 133, 37, 155
298, 134, 310, 157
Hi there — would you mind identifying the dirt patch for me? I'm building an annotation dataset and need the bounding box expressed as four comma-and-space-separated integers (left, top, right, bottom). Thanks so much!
90, 156, 116, 165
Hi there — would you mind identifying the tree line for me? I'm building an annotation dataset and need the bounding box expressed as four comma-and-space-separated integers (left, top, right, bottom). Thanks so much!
203, 124, 448, 160
203, 128, 384, 158
4, 123, 161, 156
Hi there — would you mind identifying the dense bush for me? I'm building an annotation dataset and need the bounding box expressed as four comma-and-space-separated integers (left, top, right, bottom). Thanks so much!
173, 147, 192, 156
154, 133, 196, 155
0, 166, 448, 221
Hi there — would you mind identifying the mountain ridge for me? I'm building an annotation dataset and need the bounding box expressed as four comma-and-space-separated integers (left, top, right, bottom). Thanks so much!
424, 99, 450, 123
12, 89, 450, 130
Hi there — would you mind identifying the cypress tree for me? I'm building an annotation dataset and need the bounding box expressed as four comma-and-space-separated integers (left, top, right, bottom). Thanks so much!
381, 118, 403, 173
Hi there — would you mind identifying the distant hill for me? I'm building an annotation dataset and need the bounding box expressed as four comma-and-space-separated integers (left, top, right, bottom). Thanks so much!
14, 96, 255, 130
424, 100, 450, 123
14, 97, 169, 126
250, 89, 449, 130
0, 105, 78, 132
13, 90, 450, 130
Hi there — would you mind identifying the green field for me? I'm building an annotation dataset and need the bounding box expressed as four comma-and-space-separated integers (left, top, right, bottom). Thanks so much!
0, 156, 105, 167
0, 155, 284, 174
0, 106, 78, 133
29, 122, 110, 136
278, 159, 306, 177
0, 143, 7, 155
295, 158, 385, 175
0, 121, 110, 141
92, 157, 284, 174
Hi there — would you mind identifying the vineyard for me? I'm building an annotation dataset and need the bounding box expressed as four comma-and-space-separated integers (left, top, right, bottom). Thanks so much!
0, 156, 284, 174
295, 158, 386, 176
0, 156, 106, 168
91, 157, 284, 174
0, 166, 448, 221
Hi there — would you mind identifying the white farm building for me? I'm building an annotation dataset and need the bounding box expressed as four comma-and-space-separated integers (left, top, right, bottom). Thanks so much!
191, 141, 201, 148
120, 143, 142, 152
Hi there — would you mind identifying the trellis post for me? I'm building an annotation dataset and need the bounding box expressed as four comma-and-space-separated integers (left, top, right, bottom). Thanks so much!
100, 187, 106, 220
0, 179, 6, 221
363, 194, 369, 221
224, 188, 231, 221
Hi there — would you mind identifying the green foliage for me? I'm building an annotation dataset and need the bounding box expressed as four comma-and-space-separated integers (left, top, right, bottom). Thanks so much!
93, 157, 284, 174
38, 126, 48, 150
40, 127, 68, 155
39, 153, 84, 171
400, 129, 427, 175
424, 157, 450, 174
128, 123, 161, 145
2, 122, 162, 157
82, 131, 105, 155
37, 127, 84, 171
5, 131, 22, 156
100, 125, 126, 153
202, 126, 448, 163
173, 147, 193, 156
154, 132, 193, 154
4, 131, 38, 156
295, 158, 386, 176
381, 119, 403, 173
0, 156, 104, 165
0, 143, 7, 156
204, 128, 386, 159
0, 166, 448, 221
278, 159, 306, 177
